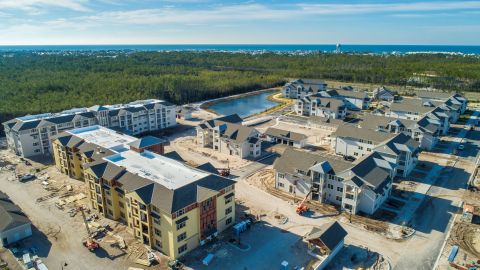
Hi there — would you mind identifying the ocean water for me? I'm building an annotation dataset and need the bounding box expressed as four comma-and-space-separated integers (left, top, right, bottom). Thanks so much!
0, 44, 479, 54
208, 91, 278, 118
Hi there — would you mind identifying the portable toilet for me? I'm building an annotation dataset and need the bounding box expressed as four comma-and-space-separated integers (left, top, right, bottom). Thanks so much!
23, 253, 33, 269
281, 260, 288, 270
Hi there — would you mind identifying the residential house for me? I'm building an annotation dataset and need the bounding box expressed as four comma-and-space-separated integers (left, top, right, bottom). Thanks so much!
3, 99, 176, 158
320, 89, 370, 110
416, 91, 467, 113
52, 126, 236, 259
264, 127, 307, 148
305, 222, 348, 270
295, 97, 347, 119
0, 192, 32, 247
331, 124, 396, 158
282, 79, 327, 99
196, 114, 261, 159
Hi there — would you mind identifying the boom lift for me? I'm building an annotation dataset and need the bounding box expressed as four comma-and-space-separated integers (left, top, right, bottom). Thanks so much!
79, 206, 99, 251
296, 190, 312, 215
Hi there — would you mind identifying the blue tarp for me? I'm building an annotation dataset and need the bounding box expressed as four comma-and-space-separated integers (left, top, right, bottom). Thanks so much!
448, 245, 459, 263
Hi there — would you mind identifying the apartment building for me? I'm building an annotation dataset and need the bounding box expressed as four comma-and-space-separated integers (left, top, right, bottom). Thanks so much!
331, 124, 396, 158
294, 97, 347, 119
3, 99, 176, 158
282, 79, 327, 99
274, 148, 394, 215
385, 98, 441, 121
51, 126, 236, 259
416, 91, 467, 114
196, 114, 261, 159
320, 89, 370, 110
374, 133, 420, 178
358, 114, 440, 150
372, 86, 396, 102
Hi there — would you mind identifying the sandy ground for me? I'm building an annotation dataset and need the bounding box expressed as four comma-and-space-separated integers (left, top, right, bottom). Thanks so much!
0, 150, 169, 270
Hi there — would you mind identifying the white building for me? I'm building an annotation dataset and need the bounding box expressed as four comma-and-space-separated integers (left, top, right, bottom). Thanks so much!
0, 192, 32, 247
386, 98, 441, 121
320, 89, 370, 110
282, 79, 327, 99
196, 114, 261, 159
273, 148, 394, 215
264, 127, 307, 148
372, 86, 396, 102
295, 97, 347, 119
374, 133, 420, 178
3, 99, 176, 158
331, 124, 396, 158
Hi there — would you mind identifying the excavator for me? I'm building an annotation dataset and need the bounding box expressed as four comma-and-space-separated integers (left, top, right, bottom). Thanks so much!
79, 206, 99, 252
296, 190, 312, 215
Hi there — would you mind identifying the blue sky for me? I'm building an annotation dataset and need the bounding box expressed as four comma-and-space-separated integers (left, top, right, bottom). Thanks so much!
0, 0, 479, 45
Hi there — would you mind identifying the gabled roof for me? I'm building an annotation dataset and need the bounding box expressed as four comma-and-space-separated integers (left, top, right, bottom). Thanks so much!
274, 148, 352, 176
374, 133, 420, 156
264, 127, 307, 142
162, 151, 185, 162
325, 89, 368, 99
389, 98, 441, 114
342, 152, 392, 193
0, 192, 31, 233
305, 221, 347, 251
215, 114, 243, 124
333, 124, 396, 144
128, 136, 165, 149
196, 162, 220, 175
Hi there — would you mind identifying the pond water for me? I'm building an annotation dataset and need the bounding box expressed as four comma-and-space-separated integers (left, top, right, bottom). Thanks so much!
208, 91, 279, 118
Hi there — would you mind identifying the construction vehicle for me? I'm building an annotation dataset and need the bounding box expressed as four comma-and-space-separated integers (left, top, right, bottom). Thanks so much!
219, 159, 230, 177
79, 206, 99, 252
296, 190, 312, 215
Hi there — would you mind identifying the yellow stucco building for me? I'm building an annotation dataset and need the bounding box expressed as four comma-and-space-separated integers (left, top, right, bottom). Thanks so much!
51, 125, 236, 259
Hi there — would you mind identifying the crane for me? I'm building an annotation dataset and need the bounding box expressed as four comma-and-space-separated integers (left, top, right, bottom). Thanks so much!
296, 190, 312, 215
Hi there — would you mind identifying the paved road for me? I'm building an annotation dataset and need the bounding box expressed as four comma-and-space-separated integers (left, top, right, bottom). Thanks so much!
394, 109, 480, 270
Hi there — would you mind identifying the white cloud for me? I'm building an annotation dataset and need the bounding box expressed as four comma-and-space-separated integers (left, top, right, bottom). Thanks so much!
0, 0, 91, 13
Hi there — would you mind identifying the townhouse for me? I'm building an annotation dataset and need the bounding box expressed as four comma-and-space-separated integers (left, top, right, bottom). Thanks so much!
3, 99, 176, 158
51, 126, 236, 259
274, 148, 394, 215
196, 114, 261, 159
264, 127, 307, 148
416, 91, 467, 113
320, 89, 370, 110
282, 79, 328, 99
331, 124, 396, 158
294, 96, 347, 119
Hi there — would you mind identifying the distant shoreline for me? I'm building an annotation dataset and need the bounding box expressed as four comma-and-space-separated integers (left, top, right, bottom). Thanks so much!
1, 44, 480, 55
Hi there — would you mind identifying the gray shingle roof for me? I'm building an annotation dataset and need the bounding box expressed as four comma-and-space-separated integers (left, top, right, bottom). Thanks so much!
0, 192, 31, 233
389, 98, 441, 114
273, 148, 352, 176
326, 89, 368, 99
343, 152, 392, 193
305, 221, 347, 251
333, 124, 396, 144
374, 133, 420, 156
264, 127, 307, 142
359, 114, 417, 130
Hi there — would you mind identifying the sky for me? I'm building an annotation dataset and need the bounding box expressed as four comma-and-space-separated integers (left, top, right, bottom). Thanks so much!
0, 0, 479, 45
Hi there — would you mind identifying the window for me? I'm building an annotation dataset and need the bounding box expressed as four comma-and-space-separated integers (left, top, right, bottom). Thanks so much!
177, 232, 187, 242
353, 152, 358, 156
225, 206, 232, 215
358, 146, 363, 150
278, 182, 284, 188
155, 228, 161, 237
336, 196, 342, 201
346, 194, 354, 200
337, 187, 343, 192
176, 208, 185, 217
153, 218, 161, 225
178, 244, 188, 254
177, 221, 186, 230
155, 240, 162, 248
226, 217, 233, 225
225, 194, 233, 204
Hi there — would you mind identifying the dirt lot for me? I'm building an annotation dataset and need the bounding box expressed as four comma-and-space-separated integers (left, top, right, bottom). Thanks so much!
0, 150, 171, 270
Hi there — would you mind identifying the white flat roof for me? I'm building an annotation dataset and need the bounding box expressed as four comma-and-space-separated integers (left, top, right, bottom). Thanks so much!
68, 125, 137, 152
104, 150, 209, 190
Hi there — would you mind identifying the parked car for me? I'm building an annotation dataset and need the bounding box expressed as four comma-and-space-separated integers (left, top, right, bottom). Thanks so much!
343, 155, 356, 162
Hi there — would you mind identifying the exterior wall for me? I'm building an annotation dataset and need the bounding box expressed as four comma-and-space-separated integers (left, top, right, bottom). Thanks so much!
5, 102, 176, 158
386, 110, 422, 121
357, 182, 391, 215
334, 137, 375, 158
0, 223, 32, 247
267, 136, 306, 149
216, 189, 235, 233
314, 240, 344, 270
197, 127, 261, 159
